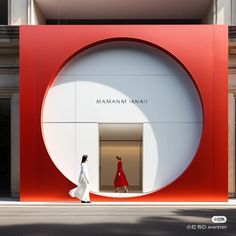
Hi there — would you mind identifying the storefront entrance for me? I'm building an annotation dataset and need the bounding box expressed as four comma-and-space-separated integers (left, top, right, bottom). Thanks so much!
99, 124, 143, 192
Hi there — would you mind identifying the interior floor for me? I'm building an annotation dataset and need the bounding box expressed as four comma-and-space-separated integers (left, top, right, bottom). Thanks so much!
100, 186, 142, 193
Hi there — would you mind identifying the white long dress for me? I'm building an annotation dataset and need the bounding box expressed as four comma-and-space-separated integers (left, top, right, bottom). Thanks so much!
69, 163, 90, 202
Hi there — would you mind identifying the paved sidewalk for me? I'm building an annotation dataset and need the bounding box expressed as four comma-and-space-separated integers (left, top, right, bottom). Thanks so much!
0, 198, 236, 206
0, 202, 235, 236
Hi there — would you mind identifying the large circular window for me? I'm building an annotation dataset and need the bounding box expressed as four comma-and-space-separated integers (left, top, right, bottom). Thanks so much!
42, 41, 203, 198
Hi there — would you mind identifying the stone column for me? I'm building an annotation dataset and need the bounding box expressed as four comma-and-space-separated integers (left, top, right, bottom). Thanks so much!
8, 0, 29, 25
216, 0, 232, 24
11, 93, 19, 197
228, 93, 235, 197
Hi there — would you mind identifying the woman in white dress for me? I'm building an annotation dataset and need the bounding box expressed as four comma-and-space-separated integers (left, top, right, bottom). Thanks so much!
69, 155, 91, 203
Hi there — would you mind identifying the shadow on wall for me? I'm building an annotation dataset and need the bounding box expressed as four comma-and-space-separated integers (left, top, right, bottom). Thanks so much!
0, 208, 235, 236
42, 41, 203, 193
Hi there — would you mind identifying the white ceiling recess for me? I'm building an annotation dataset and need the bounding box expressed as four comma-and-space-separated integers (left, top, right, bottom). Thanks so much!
35, 0, 212, 20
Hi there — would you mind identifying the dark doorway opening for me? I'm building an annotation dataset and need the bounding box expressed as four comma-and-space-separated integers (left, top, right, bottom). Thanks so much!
0, 0, 8, 25
0, 99, 11, 195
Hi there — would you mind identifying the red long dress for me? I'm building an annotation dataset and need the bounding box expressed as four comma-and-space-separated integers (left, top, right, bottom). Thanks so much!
114, 161, 129, 187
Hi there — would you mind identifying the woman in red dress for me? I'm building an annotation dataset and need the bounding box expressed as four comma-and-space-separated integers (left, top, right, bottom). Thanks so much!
114, 156, 129, 193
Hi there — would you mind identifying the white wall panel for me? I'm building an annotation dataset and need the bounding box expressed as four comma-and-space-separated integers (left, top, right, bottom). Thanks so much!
76, 75, 202, 123
42, 123, 76, 183
143, 124, 159, 192
59, 42, 188, 76
42, 76, 75, 122
143, 122, 202, 192
76, 123, 99, 192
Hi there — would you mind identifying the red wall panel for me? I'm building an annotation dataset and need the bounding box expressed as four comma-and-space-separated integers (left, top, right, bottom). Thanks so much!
20, 25, 228, 202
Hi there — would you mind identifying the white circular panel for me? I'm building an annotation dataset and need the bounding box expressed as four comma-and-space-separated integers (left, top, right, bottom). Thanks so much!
42, 41, 203, 197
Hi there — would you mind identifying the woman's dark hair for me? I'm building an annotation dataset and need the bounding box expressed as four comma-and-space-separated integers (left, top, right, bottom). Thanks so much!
116, 156, 121, 160
81, 155, 88, 163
